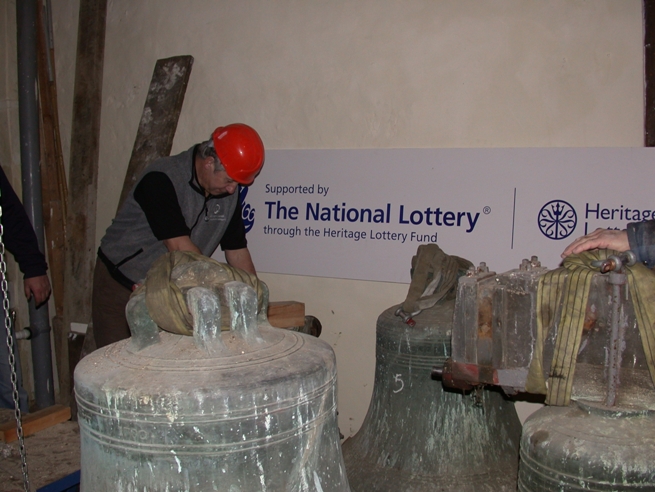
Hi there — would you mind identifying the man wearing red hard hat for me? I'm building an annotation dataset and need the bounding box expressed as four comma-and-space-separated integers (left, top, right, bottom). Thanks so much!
92, 123, 265, 348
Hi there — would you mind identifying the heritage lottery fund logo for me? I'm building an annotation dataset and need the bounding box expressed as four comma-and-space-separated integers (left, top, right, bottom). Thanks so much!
538, 200, 654, 239
538, 200, 577, 240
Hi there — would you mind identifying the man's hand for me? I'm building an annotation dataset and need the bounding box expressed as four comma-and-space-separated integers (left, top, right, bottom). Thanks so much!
24, 275, 51, 307
561, 228, 629, 258
163, 235, 202, 254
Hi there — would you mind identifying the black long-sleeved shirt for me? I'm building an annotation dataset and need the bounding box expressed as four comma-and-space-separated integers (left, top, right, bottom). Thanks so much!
0, 166, 48, 279
627, 220, 655, 268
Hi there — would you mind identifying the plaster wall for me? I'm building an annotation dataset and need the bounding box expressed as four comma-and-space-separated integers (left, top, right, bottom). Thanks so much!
3, 0, 644, 433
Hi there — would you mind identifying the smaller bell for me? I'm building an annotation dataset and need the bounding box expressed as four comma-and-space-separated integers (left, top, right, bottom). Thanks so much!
342, 243, 523, 492
519, 402, 655, 490
342, 301, 522, 491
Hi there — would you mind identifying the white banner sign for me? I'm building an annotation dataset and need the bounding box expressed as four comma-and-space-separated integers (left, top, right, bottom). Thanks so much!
225, 148, 655, 283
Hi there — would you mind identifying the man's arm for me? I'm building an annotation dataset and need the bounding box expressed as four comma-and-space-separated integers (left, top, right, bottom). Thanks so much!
626, 220, 655, 267
0, 166, 51, 306
220, 198, 255, 274
163, 235, 202, 254
225, 248, 256, 275
0, 167, 49, 275
135, 173, 202, 254
562, 221, 655, 268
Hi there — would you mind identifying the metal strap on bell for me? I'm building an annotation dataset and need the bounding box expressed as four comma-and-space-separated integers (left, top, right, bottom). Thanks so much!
341, 245, 522, 491
75, 252, 349, 491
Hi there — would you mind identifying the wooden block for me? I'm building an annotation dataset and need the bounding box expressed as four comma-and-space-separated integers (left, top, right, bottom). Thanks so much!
0, 405, 71, 443
267, 301, 305, 329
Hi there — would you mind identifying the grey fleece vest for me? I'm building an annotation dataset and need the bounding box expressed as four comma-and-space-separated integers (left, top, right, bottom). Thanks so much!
99, 146, 238, 284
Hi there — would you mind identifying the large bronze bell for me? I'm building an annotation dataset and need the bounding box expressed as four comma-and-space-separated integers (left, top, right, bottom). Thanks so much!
341, 298, 522, 491
75, 253, 349, 491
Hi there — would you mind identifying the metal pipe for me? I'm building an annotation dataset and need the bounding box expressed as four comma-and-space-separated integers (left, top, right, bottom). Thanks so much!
605, 272, 622, 407
16, 0, 55, 409
604, 256, 629, 408
14, 329, 31, 341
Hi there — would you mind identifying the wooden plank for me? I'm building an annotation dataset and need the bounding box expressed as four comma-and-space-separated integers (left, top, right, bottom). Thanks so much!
62, 0, 107, 408
51, 315, 71, 405
646, 0, 655, 146
0, 405, 71, 443
267, 301, 305, 328
37, 0, 68, 317
67, 331, 86, 421
116, 55, 194, 211
36, 2, 69, 407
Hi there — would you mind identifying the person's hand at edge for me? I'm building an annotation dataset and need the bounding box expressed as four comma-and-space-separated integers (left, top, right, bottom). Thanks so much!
561, 228, 629, 258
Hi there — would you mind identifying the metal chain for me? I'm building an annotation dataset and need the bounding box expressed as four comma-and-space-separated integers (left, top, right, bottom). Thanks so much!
0, 199, 30, 491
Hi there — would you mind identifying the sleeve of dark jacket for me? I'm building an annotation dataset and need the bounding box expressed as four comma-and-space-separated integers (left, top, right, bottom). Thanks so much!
0, 166, 48, 279
627, 220, 655, 268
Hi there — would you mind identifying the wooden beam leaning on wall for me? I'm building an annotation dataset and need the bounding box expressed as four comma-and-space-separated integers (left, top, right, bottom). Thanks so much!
116, 56, 194, 211
36, 0, 69, 408
61, 0, 107, 408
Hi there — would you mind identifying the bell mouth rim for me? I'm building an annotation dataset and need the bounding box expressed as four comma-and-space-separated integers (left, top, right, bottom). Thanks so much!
575, 398, 655, 417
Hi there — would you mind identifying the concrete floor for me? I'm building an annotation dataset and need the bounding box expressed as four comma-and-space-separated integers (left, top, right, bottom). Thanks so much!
0, 409, 80, 492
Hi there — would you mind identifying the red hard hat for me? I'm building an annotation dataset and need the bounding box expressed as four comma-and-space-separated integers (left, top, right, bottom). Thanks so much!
211, 124, 265, 185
